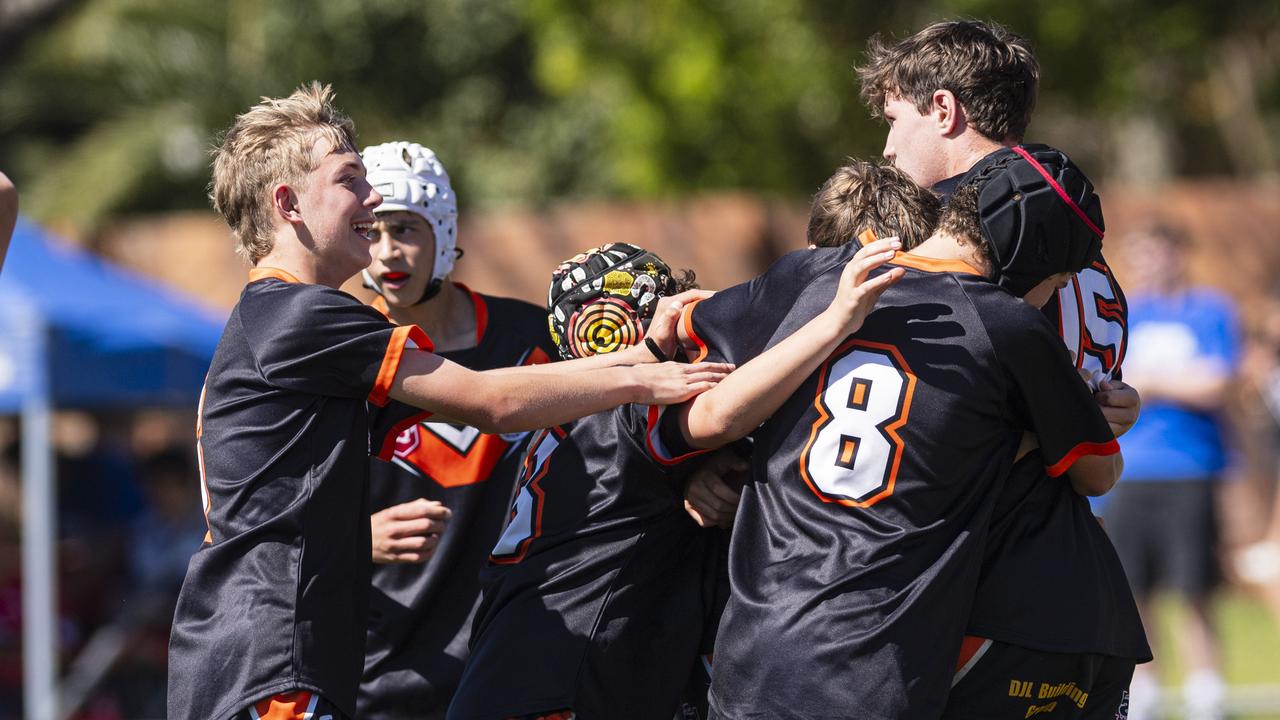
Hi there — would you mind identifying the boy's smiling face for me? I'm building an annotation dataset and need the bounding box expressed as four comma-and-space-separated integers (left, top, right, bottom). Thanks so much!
291, 147, 383, 284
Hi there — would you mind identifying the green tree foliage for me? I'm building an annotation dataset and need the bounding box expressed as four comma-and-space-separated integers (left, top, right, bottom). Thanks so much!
0, 0, 1275, 233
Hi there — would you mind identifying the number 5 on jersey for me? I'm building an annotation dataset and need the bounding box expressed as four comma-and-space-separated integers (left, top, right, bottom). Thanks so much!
800, 339, 916, 508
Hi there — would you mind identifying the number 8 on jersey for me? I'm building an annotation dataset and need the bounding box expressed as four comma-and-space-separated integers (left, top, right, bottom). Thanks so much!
800, 339, 916, 508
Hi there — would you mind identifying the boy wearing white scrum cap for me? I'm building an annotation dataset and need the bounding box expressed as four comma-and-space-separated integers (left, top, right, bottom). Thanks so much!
356, 141, 561, 720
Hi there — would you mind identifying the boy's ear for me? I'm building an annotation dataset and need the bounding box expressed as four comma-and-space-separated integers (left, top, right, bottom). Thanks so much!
272, 183, 302, 224
932, 89, 963, 136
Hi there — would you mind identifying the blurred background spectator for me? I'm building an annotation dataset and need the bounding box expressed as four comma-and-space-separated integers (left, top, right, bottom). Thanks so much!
1105, 222, 1242, 720
1238, 290, 1280, 623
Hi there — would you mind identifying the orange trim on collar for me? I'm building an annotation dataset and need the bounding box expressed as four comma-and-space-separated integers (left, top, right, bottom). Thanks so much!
371, 283, 487, 345
248, 267, 302, 284
889, 252, 983, 277
856, 228, 878, 247
453, 282, 489, 345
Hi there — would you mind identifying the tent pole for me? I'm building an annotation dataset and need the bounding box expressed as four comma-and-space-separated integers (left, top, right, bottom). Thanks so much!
21, 313, 56, 720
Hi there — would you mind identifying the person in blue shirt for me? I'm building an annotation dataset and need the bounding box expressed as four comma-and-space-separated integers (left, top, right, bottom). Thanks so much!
1103, 219, 1241, 720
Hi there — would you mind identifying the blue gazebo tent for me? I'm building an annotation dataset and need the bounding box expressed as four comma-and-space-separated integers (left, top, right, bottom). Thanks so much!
0, 218, 223, 410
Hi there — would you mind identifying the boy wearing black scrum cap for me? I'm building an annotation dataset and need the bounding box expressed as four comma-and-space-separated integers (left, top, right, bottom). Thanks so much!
655, 149, 1123, 720
941, 149, 1149, 720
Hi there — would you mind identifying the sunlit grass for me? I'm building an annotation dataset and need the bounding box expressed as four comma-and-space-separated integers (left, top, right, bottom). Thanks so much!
1149, 589, 1280, 718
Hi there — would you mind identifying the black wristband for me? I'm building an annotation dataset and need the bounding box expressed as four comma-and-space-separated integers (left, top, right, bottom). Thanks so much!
644, 337, 670, 362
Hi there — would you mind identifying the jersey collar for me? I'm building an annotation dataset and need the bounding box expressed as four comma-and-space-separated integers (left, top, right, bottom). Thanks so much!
248, 267, 302, 284
858, 228, 983, 277
371, 282, 489, 346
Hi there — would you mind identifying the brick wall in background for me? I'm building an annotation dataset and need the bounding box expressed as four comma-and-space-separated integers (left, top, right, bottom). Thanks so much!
92, 182, 1280, 318
92, 181, 1280, 553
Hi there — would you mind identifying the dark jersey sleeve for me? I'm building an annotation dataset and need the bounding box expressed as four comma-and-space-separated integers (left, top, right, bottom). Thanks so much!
661, 248, 849, 461
240, 281, 433, 405
641, 404, 714, 466
985, 295, 1119, 476
681, 249, 839, 366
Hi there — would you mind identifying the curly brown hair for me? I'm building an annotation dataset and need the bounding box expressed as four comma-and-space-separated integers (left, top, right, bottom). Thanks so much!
936, 183, 995, 276
671, 268, 698, 293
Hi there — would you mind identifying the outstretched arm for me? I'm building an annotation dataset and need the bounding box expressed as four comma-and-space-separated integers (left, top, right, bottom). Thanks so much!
0, 171, 16, 274
389, 351, 732, 434
484, 289, 715, 375
677, 238, 904, 449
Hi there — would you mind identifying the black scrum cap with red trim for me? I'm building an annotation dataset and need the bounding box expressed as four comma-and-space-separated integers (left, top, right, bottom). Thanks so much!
547, 243, 677, 360
960, 144, 1105, 297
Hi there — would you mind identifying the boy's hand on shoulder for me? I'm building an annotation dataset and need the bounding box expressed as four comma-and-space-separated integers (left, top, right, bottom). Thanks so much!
645, 289, 715, 359
825, 237, 904, 337
629, 360, 734, 405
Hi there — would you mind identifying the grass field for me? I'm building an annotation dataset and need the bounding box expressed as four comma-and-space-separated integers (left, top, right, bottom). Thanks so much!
1148, 589, 1280, 718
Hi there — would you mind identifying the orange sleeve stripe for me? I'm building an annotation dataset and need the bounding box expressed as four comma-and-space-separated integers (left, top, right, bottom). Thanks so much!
680, 298, 709, 363
369, 324, 434, 407
1044, 438, 1120, 477
644, 405, 712, 466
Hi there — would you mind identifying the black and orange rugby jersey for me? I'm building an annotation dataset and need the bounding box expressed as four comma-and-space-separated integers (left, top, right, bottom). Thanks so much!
446, 404, 717, 720
671, 242, 1118, 720
358, 289, 559, 720
168, 269, 431, 720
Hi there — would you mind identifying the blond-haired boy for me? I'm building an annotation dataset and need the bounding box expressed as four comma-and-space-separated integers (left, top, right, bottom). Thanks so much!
166, 83, 727, 720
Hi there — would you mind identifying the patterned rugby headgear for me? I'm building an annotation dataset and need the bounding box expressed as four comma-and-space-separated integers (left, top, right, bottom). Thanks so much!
959, 143, 1104, 297
547, 243, 679, 360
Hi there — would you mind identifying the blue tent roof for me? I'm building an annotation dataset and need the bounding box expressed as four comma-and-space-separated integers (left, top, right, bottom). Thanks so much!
0, 219, 227, 410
